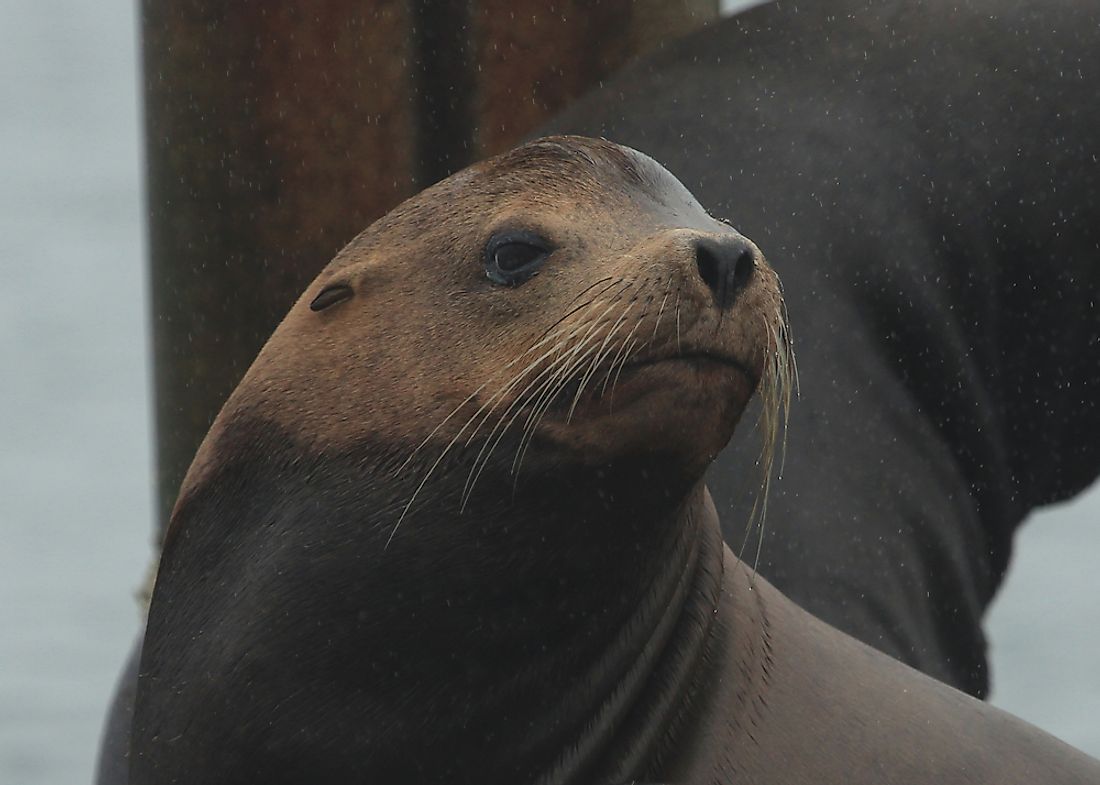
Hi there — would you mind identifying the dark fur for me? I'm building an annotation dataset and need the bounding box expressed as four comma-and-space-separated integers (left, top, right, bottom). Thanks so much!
544, 0, 1100, 698
133, 416, 702, 783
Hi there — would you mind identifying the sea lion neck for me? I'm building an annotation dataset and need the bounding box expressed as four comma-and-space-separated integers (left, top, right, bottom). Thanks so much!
585, 485, 726, 783
148, 418, 725, 785
360, 458, 727, 785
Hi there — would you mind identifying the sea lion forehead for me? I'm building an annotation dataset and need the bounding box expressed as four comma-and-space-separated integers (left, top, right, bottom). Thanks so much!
480, 135, 687, 204
322, 135, 712, 279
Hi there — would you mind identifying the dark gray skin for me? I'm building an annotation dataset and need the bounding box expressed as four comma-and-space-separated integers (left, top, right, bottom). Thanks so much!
543, 0, 1100, 699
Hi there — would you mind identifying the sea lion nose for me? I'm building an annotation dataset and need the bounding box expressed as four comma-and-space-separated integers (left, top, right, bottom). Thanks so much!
694, 234, 758, 309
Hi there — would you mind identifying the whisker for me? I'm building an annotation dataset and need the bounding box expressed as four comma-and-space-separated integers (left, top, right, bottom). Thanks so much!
466, 338, 597, 505
463, 284, 634, 507
393, 383, 489, 478
745, 309, 796, 586
509, 293, 633, 470
528, 277, 621, 349
509, 283, 641, 477
608, 336, 644, 405
398, 315, 613, 477
674, 290, 683, 354
390, 280, 629, 545
461, 328, 603, 508
600, 307, 648, 397
454, 280, 634, 460
651, 276, 674, 342
477, 333, 613, 504
566, 286, 638, 421
509, 338, 606, 482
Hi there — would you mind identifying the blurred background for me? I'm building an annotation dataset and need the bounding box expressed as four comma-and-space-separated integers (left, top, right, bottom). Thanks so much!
0, 2, 1096, 783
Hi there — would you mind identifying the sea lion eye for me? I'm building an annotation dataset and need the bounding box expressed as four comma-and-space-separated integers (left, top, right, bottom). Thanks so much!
310, 283, 354, 311
485, 231, 551, 286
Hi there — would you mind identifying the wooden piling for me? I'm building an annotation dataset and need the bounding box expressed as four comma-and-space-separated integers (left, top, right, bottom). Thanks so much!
142, 0, 717, 532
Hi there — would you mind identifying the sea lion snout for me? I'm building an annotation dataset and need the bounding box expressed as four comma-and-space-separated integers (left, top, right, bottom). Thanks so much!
693, 233, 759, 310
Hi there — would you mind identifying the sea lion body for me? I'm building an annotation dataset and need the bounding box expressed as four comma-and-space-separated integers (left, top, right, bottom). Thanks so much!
128, 136, 1100, 784
543, 0, 1100, 698
660, 496, 1100, 785
671, 506, 1100, 784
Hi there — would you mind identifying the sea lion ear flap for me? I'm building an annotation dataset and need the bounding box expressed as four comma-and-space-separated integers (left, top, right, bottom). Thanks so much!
309, 282, 355, 312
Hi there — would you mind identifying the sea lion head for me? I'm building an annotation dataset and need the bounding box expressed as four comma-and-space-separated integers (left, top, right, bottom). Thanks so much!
180, 136, 789, 528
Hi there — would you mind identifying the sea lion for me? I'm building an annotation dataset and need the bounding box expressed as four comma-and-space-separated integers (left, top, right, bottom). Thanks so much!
129, 136, 1100, 784
541, 0, 1100, 700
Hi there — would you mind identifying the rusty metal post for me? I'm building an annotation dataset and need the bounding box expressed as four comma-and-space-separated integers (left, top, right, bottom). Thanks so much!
143, 0, 717, 534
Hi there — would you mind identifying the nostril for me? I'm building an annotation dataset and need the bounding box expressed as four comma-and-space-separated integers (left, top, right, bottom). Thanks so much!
732, 246, 755, 293
695, 242, 724, 298
694, 235, 757, 309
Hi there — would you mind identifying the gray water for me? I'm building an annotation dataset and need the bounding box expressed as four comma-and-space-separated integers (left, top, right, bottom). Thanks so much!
0, 2, 1095, 784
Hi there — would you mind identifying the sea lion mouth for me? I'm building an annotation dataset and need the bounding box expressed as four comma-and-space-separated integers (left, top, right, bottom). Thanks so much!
623, 351, 759, 387
544, 349, 759, 418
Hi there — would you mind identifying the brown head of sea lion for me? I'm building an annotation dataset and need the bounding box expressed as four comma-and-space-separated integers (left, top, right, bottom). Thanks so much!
131, 135, 789, 785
